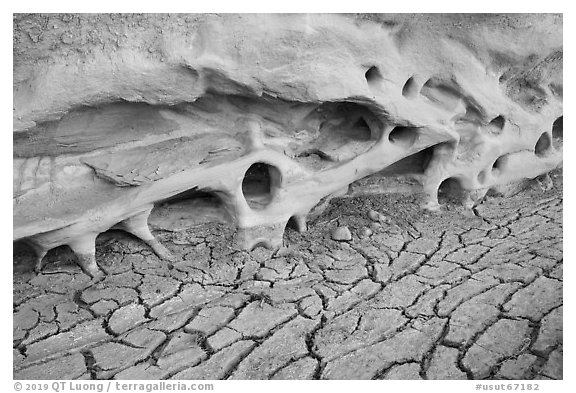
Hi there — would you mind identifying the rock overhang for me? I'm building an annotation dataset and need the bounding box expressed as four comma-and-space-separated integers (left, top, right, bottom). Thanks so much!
13, 13, 563, 276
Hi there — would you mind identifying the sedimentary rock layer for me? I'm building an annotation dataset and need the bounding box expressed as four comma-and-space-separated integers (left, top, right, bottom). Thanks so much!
13, 14, 563, 276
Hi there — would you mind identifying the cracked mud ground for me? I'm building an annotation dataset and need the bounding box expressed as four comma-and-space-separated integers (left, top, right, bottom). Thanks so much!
13, 170, 563, 380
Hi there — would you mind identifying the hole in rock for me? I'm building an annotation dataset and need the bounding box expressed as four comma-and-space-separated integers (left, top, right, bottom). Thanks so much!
552, 116, 563, 150
491, 155, 508, 176
150, 188, 231, 230
348, 144, 446, 196
380, 145, 435, 175
242, 162, 281, 210
534, 132, 552, 158
45, 245, 82, 272
438, 177, 466, 205
352, 117, 373, 141
420, 77, 463, 111
388, 126, 419, 148
13, 240, 39, 274
12, 243, 80, 274
365, 66, 383, 87
487, 115, 505, 135
296, 102, 383, 165
312, 102, 381, 141
402, 77, 418, 98
285, 216, 301, 233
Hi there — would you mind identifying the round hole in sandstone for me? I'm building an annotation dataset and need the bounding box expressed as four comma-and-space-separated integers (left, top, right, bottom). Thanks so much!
487, 115, 505, 135
534, 132, 552, 158
242, 162, 282, 210
491, 155, 508, 176
402, 76, 418, 98
285, 216, 298, 232
438, 177, 466, 205
552, 116, 563, 150
365, 66, 383, 87
285, 216, 303, 233
388, 126, 419, 148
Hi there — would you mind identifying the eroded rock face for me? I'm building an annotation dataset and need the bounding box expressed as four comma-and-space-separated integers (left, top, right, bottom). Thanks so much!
13, 14, 562, 276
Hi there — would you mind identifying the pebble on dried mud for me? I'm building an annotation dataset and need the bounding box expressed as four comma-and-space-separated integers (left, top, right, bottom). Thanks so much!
331, 226, 352, 242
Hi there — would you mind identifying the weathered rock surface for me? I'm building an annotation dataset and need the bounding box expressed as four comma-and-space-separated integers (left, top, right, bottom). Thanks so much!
12, 13, 562, 381
13, 13, 562, 277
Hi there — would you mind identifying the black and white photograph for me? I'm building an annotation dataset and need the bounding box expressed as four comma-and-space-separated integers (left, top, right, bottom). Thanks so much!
9, 7, 565, 387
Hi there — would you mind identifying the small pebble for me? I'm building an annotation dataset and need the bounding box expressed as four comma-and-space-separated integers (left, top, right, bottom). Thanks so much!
367, 210, 381, 222
358, 227, 373, 239
369, 222, 382, 232
368, 209, 391, 224
331, 226, 352, 241
358, 227, 374, 239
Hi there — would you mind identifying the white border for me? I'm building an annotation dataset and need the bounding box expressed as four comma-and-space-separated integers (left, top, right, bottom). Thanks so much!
2, 3, 572, 391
